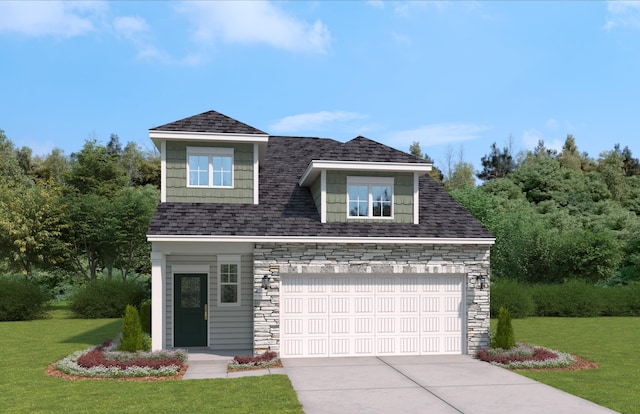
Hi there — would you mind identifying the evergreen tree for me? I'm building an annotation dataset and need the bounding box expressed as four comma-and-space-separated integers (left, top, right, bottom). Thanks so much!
477, 142, 515, 181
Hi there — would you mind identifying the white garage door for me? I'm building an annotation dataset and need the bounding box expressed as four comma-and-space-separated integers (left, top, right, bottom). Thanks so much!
280, 274, 465, 358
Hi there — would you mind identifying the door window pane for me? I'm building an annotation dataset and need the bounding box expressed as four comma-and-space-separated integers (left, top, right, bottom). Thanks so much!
181, 276, 201, 308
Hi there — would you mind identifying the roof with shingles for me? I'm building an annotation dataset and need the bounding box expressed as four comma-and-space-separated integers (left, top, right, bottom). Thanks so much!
150, 110, 267, 135
148, 128, 494, 240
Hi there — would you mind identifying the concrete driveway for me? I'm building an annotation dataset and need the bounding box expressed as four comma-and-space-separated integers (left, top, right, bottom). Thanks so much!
282, 355, 617, 414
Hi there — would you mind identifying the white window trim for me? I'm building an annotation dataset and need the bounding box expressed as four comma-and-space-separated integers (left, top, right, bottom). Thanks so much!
186, 147, 234, 189
346, 176, 394, 219
217, 255, 241, 307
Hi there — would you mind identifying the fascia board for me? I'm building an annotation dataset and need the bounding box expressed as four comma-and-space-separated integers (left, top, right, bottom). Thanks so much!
149, 130, 269, 143
299, 160, 433, 187
147, 234, 495, 245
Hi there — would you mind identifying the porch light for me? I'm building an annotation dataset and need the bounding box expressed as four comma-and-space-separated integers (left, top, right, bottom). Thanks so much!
261, 275, 270, 290
476, 275, 486, 290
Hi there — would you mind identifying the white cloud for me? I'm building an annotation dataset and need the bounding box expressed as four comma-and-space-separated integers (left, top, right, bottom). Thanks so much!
546, 118, 559, 129
387, 123, 491, 147
367, 1, 385, 9
177, 1, 331, 54
270, 111, 369, 134
0, 1, 107, 38
113, 16, 149, 40
604, 0, 640, 30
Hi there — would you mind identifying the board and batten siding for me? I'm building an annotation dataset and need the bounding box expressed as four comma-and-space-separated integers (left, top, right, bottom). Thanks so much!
165, 141, 254, 203
325, 171, 414, 223
166, 254, 253, 350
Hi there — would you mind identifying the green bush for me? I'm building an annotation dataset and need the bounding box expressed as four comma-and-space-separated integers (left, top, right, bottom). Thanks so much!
489, 278, 535, 318
140, 299, 151, 334
119, 304, 144, 352
600, 284, 640, 316
531, 279, 603, 317
70, 279, 147, 318
492, 307, 515, 349
0, 276, 52, 321
142, 332, 152, 352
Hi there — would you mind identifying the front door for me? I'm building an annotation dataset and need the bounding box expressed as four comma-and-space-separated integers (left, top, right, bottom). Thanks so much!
174, 274, 208, 347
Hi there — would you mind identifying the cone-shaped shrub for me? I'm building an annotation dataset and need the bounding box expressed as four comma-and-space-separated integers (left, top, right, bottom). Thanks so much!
119, 304, 144, 352
493, 306, 516, 350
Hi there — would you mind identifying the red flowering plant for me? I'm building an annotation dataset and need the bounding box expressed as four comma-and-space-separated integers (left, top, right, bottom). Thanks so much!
477, 342, 575, 369
228, 351, 280, 371
54, 337, 188, 378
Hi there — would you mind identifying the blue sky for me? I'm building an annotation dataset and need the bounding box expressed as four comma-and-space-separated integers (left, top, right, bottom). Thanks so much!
1, 1, 639, 175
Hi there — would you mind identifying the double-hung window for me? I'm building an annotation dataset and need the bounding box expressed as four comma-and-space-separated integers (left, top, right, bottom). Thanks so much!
187, 147, 234, 188
218, 256, 240, 306
347, 177, 393, 218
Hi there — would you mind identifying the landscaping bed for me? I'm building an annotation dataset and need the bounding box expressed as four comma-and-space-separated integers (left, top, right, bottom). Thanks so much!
228, 351, 282, 372
477, 342, 598, 371
49, 337, 188, 381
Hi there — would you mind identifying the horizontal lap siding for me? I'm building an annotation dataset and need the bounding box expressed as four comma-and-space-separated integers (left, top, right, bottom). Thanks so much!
209, 254, 253, 350
166, 254, 253, 350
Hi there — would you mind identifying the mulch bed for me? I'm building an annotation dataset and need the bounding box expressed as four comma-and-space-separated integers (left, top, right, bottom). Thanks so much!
227, 359, 283, 372
45, 363, 188, 381
514, 355, 599, 372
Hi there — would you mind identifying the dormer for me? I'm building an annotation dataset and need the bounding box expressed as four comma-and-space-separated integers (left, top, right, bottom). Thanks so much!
150, 110, 269, 204
298, 136, 432, 224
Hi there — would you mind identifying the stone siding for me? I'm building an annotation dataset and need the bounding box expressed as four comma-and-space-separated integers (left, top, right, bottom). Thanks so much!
253, 243, 490, 355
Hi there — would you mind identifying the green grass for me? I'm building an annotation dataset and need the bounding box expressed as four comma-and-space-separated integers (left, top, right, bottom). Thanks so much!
0, 304, 303, 414
502, 317, 640, 414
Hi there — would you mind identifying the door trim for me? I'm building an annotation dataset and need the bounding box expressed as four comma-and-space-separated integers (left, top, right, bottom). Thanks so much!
172, 266, 210, 348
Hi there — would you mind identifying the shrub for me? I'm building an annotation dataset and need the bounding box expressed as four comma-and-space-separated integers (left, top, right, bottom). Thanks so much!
492, 307, 515, 350
531, 280, 603, 317
600, 284, 640, 316
140, 299, 151, 334
0, 276, 51, 321
70, 279, 147, 318
489, 278, 535, 318
119, 305, 144, 352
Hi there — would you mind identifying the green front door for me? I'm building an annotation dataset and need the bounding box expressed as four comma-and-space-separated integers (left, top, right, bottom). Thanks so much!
174, 274, 208, 347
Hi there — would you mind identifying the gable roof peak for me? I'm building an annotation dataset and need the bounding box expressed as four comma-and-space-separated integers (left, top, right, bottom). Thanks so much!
150, 109, 267, 135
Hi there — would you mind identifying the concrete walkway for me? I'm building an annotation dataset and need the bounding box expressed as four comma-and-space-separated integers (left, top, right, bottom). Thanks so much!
183, 352, 617, 414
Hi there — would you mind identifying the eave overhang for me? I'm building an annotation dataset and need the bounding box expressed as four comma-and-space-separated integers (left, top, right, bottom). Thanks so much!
147, 234, 495, 245
299, 160, 433, 187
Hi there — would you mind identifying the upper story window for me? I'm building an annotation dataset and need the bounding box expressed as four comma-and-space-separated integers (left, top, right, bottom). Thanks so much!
347, 176, 393, 218
187, 147, 234, 188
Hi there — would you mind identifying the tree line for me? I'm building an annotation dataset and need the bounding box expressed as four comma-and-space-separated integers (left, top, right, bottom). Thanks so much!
0, 130, 160, 283
411, 135, 640, 285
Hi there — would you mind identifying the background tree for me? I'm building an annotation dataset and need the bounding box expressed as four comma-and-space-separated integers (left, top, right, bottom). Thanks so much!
409, 141, 444, 184
65, 139, 128, 196
477, 142, 515, 181
0, 181, 68, 276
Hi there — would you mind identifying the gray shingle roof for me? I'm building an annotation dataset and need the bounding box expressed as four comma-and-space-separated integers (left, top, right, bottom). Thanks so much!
150, 110, 267, 135
148, 133, 494, 240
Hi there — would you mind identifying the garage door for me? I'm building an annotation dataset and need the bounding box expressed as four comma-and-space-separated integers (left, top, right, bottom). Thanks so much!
280, 274, 465, 358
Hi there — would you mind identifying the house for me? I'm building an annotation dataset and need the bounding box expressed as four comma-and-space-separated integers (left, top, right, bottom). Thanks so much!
147, 110, 495, 358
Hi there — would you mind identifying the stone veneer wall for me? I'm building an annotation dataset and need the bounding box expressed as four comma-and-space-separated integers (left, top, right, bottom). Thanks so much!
253, 243, 491, 355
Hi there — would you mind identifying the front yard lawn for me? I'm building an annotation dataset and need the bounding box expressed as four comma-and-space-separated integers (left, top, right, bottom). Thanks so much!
0, 304, 302, 414
505, 317, 640, 414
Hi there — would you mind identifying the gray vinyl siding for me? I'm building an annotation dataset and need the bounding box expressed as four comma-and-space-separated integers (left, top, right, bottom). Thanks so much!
209, 254, 253, 350
165, 141, 254, 203
166, 254, 253, 351
326, 171, 414, 223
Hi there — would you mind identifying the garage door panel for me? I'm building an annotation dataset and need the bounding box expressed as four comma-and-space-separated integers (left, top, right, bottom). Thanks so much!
280, 274, 465, 357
